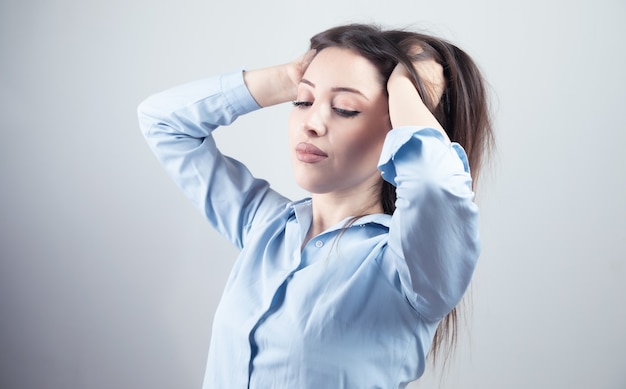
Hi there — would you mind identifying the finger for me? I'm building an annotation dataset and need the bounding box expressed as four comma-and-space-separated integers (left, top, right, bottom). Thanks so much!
300, 49, 317, 69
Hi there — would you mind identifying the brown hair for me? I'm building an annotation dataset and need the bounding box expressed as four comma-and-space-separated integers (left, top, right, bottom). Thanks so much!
383, 28, 494, 185
383, 28, 494, 366
310, 23, 494, 365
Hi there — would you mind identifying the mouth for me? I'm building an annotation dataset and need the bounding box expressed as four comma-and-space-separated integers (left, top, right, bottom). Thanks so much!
295, 142, 328, 163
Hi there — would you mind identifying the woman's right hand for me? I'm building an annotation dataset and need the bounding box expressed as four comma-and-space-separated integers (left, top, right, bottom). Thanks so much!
243, 50, 316, 108
285, 49, 317, 91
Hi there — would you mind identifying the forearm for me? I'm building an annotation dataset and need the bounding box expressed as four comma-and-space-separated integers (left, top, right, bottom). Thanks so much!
387, 68, 449, 143
243, 65, 297, 107
243, 50, 315, 107
138, 72, 260, 139
137, 71, 284, 248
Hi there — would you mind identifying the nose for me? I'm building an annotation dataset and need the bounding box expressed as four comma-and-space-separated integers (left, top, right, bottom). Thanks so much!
301, 104, 327, 137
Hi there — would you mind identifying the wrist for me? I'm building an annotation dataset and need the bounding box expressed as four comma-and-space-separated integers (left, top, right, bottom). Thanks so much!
388, 75, 447, 140
244, 65, 297, 107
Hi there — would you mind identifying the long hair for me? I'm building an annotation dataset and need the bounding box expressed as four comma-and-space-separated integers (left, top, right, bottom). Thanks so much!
309, 23, 494, 365
382, 28, 494, 185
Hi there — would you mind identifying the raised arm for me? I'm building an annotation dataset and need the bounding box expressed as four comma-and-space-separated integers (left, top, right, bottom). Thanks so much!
137, 51, 315, 250
380, 63, 479, 321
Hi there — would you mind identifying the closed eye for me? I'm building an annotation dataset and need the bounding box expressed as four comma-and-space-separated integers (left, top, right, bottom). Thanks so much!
293, 101, 361, 118
333, 108, 361, 118
292, 101, 312, 108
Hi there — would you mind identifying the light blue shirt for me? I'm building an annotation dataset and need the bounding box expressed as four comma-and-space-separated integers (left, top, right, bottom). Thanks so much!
138, 70, 480, 388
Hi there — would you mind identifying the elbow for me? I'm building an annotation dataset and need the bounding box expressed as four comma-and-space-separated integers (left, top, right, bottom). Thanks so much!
137, 98, 159, 137
136, 96, 177, 140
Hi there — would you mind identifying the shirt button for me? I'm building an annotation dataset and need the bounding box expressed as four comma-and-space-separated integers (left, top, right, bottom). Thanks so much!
315, 240, 324, 248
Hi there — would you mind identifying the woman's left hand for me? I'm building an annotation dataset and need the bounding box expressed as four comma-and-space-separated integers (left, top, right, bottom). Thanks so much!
387, 63, 448, 142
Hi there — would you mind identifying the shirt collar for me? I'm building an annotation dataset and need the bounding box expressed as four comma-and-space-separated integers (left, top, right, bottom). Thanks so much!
286, 198, 391, 235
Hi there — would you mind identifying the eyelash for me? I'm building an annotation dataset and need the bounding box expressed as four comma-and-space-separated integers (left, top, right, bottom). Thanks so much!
292, 101, 361, 118
292, 101, 312, 108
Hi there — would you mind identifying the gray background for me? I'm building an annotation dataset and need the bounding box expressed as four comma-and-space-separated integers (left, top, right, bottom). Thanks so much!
1, 0, 625, 388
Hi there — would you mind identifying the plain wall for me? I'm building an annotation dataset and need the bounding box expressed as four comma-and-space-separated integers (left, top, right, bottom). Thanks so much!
1, 0, 625, 388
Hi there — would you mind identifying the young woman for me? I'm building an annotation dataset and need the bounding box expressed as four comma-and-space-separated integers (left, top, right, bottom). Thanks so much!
138, 23, 492, 388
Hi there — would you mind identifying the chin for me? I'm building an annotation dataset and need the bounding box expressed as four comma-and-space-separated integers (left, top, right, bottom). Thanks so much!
294, 177, 333, 195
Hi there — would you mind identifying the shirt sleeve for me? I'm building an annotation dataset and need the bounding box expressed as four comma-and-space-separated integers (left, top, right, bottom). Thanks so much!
137, 71, 290, 249
378, 126, 480, 322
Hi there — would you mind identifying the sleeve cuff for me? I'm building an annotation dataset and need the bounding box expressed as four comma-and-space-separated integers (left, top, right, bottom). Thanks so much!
220, 69, 262, 117
377, 126, 470, 187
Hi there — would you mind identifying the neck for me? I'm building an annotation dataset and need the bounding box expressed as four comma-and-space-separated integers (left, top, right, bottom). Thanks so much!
305, 184, 383, 243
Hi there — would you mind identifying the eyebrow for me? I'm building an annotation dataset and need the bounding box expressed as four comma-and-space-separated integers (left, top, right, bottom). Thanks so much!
300, 78, 369, 101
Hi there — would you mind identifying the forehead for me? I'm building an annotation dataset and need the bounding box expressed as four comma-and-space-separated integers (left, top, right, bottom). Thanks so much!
302, 47, 383, 93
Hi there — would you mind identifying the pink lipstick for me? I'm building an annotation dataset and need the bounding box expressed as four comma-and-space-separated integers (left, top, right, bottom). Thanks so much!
296, 142, 328, 163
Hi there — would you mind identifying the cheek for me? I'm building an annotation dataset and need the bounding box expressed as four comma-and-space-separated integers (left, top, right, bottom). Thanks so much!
287, 111, 300, 143
359, 115, 391, 148
341, 125, 387, 162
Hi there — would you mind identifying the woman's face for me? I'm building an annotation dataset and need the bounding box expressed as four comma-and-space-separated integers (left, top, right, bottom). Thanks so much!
288, 47, 391, 195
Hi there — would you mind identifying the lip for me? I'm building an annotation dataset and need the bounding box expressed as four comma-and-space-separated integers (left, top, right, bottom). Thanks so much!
295, 142, 328, 163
